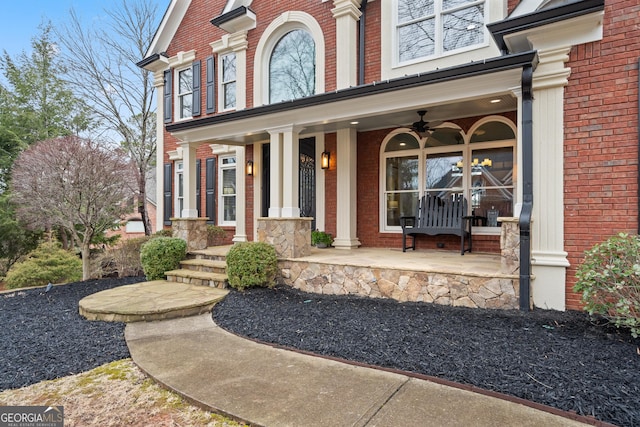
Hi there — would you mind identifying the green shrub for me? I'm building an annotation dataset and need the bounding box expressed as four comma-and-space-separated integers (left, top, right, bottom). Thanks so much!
140, 237, 187, 280
226, 242, 278, 290
574, 232, 640, 338
311, 230, 333, 247
207, 225, 226, 246
5, 242, 82, 289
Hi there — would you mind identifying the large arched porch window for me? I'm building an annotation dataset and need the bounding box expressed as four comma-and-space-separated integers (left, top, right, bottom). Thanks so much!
380, 116, 516, 233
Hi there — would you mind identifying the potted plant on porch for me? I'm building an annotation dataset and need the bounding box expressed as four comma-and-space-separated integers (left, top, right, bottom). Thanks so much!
311, 230, 333, 248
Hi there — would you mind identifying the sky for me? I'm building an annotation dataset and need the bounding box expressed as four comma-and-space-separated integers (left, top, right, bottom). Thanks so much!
0, 0, 167, 59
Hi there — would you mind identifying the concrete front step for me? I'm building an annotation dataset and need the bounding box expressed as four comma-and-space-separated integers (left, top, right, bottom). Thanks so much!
180, 258, 226, 274
165, 269, 228, 289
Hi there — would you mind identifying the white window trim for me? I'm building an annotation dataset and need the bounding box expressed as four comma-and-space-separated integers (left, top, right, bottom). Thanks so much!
167, 50, 197, 122
253, 11, 325, 106
175, 66, 193, 121
379, 117, 517, 234
220, 52, 237, 111
380, 0, 504, 80
218, 154, 237, 226
211, 32, 248, 111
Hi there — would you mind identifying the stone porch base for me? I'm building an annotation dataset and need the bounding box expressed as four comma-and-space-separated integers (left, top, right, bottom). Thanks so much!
278, 260, 519, 309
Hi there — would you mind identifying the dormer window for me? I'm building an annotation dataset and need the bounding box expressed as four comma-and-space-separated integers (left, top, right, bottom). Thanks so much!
397, 0, 486, 63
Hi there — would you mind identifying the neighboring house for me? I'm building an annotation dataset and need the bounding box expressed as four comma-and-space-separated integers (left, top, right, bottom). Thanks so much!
138, 0, 636, 311
106, 172, 158, 241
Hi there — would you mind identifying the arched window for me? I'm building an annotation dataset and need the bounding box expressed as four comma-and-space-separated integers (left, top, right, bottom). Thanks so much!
380, 117, 516, 232
269, 29, 315, 103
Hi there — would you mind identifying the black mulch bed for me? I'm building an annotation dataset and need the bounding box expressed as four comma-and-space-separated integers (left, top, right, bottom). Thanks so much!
0, 277, 145, 392
213, 286, 640, 427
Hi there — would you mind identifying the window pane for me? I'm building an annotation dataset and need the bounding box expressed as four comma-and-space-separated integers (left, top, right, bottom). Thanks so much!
222, 168, 235, 195
269, 30, 315, 103
470, 147, 514, 219
470, 121, 516, 143
224, 195, 236, 221
443, 0, 476, 9
425, 129, 463, 147
386, 192, 419, 226
179, 69, 192, 93
222, 54, 236, 82
442, 4, 484, 52
386, 156, 418, 191
398, 0, 434, 24
426, 152, 463, 190
180, 94, 192, 118
224, 81, 236, 109
399, 19, 435, 62
385, 133, 420, 152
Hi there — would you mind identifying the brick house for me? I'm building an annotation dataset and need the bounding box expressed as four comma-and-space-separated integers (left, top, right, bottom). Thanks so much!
138, 0, 636, 311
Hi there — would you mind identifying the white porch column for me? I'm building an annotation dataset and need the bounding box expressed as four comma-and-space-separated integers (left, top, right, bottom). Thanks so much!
153, 71, 165, 231
333, 127, 361, 249
233, 146, 247, 242
268, 131, 283, 217
332, 0, 362, 89
180, 142, 198, 218
282, 127, 301, 217
530, 46, 572, 310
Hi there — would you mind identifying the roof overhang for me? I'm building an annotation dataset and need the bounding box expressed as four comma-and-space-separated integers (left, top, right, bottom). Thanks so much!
167, 51, 538, 145
488, 0, 605, 53
210, 6, 256, 33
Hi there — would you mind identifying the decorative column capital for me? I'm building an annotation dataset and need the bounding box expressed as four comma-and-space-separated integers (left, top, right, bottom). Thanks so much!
331, 0, 362, 20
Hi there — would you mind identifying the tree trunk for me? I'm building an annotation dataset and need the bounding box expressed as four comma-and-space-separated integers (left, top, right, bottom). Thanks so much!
138, 167, 152, 236
81, 243, 91, 281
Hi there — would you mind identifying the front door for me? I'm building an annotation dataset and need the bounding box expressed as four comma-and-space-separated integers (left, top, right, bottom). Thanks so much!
261, 137, 316, 230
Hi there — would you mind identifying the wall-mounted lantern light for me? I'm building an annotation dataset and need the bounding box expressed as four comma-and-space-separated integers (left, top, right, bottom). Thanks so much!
321, 151, 330, 170
246, 160, 254, 176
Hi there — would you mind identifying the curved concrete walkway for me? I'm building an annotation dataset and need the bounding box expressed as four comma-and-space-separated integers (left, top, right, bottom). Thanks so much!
125, 314, 593, 427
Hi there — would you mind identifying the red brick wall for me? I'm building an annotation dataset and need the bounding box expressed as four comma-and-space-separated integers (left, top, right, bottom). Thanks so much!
507, 0, 521, 14
563, 0, 640, 309
324, 133, 337, 237
362, 1, 381, 84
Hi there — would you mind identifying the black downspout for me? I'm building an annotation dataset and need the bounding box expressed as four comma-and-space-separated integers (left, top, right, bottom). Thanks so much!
358, 0, 368, 86
519, 64, 534, 311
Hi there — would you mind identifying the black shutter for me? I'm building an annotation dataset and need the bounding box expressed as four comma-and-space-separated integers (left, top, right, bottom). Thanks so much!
205, 157, 216, 224
205, 55, 216, 114
196, 159, 201, 217
163, 163, 172, 225
192, 60, 201, 117
163, 70, 172, 123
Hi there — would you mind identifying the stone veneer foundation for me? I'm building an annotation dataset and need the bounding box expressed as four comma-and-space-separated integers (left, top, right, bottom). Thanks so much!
278, 218, 522, 310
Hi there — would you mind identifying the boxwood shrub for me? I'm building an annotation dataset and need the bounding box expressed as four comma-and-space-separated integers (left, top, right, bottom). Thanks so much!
226, 242, 277, 290
5, 242, 82, 289
574, 232, 640, 337
140, 237, 187, 280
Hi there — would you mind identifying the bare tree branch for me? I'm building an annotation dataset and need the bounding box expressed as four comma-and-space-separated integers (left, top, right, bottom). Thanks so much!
56, 0, 159, 235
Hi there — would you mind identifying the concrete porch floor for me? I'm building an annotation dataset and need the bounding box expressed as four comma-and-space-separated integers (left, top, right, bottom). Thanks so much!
196, 245, 507, 278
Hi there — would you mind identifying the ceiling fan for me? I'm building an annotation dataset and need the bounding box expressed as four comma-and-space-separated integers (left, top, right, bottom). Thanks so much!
410, 110, 461, 141
411, 110, 442, 136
